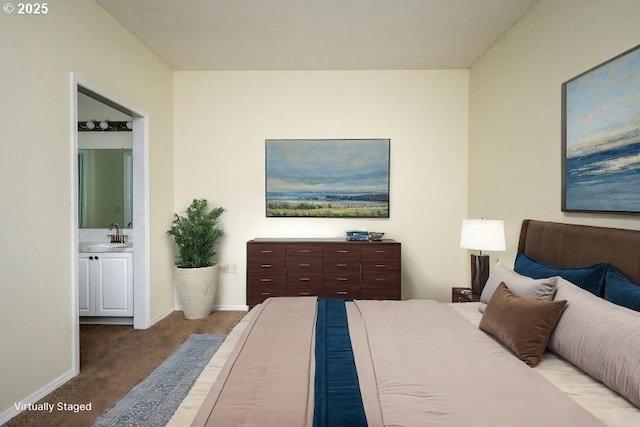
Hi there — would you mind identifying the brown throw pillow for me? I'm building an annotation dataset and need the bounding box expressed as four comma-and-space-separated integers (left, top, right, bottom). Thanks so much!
479, 282, 567, 367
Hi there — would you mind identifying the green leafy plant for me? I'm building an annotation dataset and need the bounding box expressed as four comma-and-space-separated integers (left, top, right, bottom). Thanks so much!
167, 199, 225, 268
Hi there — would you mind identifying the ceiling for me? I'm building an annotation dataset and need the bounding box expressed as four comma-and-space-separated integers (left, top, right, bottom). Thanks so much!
95, 0, 538, 71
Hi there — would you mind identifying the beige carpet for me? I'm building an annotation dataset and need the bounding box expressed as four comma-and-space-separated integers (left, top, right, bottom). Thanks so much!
4, 310, 246, 427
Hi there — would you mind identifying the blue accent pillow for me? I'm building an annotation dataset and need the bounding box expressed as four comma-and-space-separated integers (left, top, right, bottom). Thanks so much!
605, 265, 640, 312
514, 253, 605, 296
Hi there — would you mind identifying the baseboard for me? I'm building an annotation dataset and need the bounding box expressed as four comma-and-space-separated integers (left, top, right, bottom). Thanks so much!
80, 316, 134, 325
0, 368, 76, 425
174, 304, 249, 312
213, 304, 249, 311
150, 306, 175, 326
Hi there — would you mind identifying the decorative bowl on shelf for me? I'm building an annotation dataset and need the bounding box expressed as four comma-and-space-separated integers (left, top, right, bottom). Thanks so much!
369, 232, 385, 241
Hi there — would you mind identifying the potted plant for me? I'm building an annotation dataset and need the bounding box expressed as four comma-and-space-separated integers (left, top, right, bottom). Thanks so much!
167, 199, 225, 319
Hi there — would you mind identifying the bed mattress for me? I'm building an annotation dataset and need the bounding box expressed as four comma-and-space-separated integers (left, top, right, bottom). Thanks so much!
170, 298, 640, 427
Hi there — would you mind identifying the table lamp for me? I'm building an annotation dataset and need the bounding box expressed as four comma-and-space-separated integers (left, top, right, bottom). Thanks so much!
460, 219, 506, 295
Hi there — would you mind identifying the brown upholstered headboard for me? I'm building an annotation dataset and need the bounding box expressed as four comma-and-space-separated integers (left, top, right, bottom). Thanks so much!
518, 219, 640, 285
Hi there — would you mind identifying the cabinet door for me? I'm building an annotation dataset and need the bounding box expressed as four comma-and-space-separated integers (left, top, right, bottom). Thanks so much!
95, 254, 133, 317
78, 256, 94, 316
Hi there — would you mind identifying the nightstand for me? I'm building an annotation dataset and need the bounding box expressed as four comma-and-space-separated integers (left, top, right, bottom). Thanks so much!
451, 287, 481, 303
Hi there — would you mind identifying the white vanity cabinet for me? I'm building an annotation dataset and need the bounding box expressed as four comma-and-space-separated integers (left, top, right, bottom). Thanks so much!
78, 252, 133, 317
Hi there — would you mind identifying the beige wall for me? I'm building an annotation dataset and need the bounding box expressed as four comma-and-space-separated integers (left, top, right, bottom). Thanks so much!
0, 0, 174, 416
469, 0, 640, 266
174, 70, 470, 306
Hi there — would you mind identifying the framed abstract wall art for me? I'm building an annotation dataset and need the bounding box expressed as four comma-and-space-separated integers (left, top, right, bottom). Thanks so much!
562, 44, 640, 214
265, 139, 390, 218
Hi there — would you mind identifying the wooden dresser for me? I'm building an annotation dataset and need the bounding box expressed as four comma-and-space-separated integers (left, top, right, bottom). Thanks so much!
246, 238, 401, 306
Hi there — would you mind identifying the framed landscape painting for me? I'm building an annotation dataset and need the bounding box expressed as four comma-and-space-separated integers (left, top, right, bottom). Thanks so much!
562, 44, 640, 213
265, 139, 390, 218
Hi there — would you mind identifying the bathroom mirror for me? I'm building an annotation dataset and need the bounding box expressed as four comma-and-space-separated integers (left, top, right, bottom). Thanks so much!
78, 149, 133, 229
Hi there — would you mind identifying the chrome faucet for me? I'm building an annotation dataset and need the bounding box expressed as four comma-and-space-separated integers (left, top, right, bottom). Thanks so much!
109, 222, 124, 243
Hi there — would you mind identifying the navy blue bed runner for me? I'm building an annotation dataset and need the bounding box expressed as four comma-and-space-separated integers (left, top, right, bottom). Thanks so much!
313, 298, 368, 427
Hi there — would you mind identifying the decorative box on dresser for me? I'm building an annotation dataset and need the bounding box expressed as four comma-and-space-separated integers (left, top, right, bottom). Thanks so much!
246, 238, 401, 307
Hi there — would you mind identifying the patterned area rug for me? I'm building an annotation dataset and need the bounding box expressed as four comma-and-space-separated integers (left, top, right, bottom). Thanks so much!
93, 333, 226, 427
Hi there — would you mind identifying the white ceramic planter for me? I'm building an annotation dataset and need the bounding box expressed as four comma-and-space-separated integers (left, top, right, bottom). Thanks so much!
175, 265, 218, 319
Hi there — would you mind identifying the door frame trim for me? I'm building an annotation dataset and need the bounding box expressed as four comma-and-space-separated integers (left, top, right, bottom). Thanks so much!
70, 73, 151, 374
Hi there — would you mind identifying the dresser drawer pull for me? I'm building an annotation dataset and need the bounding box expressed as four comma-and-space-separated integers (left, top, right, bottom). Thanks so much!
260, 278, 272, 282
375, 250, 386, 253
298, 249, 311, 253
260, 250, 273, 253
337, 291, 348, 295
376, 278, 386, 281
336, 263, 348, 267
337, 250, 349, 253
261, 264, 272, 268
261, 292, 272, 295
299, 292, 310, 296
299, 278, 310, 281
337, 277, 348, 281
299, 263, 310, 267
375, 264, 386, 268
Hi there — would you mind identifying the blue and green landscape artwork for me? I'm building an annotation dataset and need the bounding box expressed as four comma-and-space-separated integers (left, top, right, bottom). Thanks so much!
266, 139, 390, 217
564, 45, 640, 213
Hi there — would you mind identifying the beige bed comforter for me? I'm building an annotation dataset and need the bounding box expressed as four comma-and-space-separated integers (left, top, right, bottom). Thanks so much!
348, 299, 605, 427
185, 297, 633, 427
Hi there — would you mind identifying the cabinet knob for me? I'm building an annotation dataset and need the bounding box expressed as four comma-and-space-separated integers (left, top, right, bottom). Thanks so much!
95, 256, 99, 260
89, 256, 94, 260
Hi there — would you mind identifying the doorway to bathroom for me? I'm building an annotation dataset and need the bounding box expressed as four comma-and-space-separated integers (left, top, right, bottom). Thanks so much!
71, 74, 151, 373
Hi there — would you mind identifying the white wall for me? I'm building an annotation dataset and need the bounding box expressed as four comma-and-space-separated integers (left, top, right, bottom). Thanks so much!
469, 0, 640, 265
0, 0, 174, 418
174, 70, 470, 306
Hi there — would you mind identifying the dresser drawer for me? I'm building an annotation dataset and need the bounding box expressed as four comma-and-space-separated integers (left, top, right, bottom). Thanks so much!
324, 283, 361, 299
362, 260, 400, 279
287, 244, 323, 257
247, 244, 286, 264
324, 244, 361, 257
323, 269, 360, 286
247, 263, 286, 282
361, 244, 400, 259
323, 258, 360, 273
287, 271, 323, 287
287, 256, 323, 273
286, 283, 323, 297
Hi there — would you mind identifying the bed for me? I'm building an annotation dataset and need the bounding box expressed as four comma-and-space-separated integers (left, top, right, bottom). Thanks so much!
168, 219, 640, 427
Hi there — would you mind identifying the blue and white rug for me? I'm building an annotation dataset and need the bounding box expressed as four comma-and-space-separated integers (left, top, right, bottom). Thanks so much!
93, 333, 226, 427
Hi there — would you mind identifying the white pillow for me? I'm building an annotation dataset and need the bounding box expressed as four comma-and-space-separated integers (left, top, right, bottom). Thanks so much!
549, 277, 640, 408
480, 261, 558, 306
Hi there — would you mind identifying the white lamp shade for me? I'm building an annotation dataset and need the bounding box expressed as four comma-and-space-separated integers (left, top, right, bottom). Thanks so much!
460, 219, 506, 251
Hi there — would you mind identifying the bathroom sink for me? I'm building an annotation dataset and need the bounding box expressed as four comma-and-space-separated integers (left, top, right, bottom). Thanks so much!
81, 242, 131, 250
